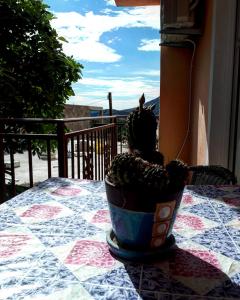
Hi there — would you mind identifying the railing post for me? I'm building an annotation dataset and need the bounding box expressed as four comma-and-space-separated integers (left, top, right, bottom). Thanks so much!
57, 121, 68, 177
0, 122, 6, 203
113, 117, 118, 157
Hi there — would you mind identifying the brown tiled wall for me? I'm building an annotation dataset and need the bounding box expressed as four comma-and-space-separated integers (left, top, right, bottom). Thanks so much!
64, 104, 103, 131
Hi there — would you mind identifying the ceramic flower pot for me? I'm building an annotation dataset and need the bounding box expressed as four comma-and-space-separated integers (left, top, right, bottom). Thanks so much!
105, 177, 183, 251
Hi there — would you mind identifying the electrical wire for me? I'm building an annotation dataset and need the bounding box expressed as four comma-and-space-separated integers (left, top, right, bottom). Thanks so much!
176, 39, 196, 159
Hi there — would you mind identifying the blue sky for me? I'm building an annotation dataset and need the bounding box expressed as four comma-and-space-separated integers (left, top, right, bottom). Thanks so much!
45, 0, 160, 110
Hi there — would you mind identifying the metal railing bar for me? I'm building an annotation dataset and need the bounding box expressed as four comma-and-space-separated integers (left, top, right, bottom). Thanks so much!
0, 115, 122, 124
57, 122, 68, 178
120, 125, 123, 153
101, 129, 103, 180
62, 116, 120, 122
103, 129, 106, 177
47, 140, 51, 178
71, 137, 75, 178
97, 131, 100, 180
90, 132, 93, 179
28, 141, 33, 187
10, 148, 16, 196
94, 131, 97, 180
0, 133, 57, 139
82, 133, 85, 179
65, 123, 116, 138
86, 133, 90, 179
77, 135, 80, 179
0, 123, 5, 203
0, 118, 61, 124
109, 128, 112, 163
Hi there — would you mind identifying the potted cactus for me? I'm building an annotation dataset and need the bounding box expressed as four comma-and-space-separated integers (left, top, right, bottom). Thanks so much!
105, 94, 188, 260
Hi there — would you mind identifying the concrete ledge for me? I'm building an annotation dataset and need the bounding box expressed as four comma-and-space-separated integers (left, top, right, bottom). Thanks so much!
40, 153, 57, 160
5, 161, 20, 169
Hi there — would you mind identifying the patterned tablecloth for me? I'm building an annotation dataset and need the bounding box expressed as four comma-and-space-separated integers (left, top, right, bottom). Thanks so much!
0, 178, 240, 299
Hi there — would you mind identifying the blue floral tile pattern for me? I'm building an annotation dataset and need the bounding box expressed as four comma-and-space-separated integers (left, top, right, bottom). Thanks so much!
191, 232, 240, 261
210, 202, 240, 223
82, 283, 140, 300
173, 232, 189, 244
185, 202, 221, 223
0, 208, 22, 225
225, 225, 240, 246
2, 278, 81, 300
141, 264, 196, 296
187, 185, 231, 199
35, 234, 77, 248
0, 178, 240, 299
82, 264, 141, 289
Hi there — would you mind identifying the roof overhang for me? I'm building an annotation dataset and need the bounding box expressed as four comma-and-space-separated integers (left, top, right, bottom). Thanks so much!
114, 0, 159, 7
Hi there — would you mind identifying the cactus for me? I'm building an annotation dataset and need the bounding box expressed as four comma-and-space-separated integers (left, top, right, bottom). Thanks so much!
107, 153, 144, 187
166, 159, 189, 193
107, 154, 188, 195
127, 93, 163, 165
106, 94, 188, 201
142, 164, 168, 191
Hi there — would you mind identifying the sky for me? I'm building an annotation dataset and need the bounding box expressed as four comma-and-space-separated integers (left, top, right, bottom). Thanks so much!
45, 0, 160, 110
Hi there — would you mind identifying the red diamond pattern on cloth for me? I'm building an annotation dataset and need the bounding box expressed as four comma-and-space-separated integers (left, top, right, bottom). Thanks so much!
65, 240, 115, 268
174, 214, 204, 230
91, 210, 111, 223
170, 248, 222, 279
52, 187, 82, 196
182, 194, 194, 205
21, 204, 62, 219
0, 234, 31, 258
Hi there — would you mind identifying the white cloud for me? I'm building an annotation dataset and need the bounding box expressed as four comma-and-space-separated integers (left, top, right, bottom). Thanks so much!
63, 39, 121, 62
138, 39, 160, 51
125, 6, 160, 30
79, 77, 158, 94
132, 69, 160, 77
104, 0, 116, 6
51, 7, 160, 62
68, 76, 159, 109
84, 69, 105, 74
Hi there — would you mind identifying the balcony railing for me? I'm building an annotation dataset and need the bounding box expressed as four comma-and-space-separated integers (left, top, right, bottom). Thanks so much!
0, 116, 127, 203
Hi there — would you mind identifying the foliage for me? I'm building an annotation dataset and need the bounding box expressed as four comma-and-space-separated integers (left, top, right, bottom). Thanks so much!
0, 0, 83, 151
117, 119, 127, 143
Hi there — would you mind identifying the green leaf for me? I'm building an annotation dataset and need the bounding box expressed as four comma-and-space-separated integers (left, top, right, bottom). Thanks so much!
58, 36, 68, 43
0, 0, 84, 154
